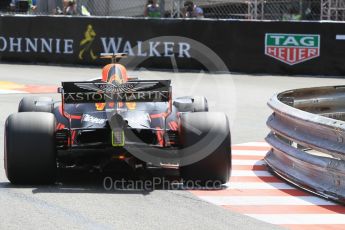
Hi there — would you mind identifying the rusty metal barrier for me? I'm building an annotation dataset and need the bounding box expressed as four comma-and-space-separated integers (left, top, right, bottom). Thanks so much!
265, 86, 345, 203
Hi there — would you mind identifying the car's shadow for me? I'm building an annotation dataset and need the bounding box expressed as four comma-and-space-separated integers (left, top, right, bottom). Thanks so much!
0, 168, 226, 195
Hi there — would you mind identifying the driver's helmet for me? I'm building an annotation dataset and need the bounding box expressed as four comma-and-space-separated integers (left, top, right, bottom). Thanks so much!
101, 63, 128, 84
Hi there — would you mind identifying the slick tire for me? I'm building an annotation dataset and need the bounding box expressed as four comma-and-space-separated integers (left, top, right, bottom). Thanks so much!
192, 96, 208, 112
4, 112, 57, 184
18, 96, 54, 113
179, 112, 231, 186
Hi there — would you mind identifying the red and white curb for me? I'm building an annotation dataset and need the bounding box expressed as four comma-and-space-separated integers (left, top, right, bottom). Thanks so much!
190, 142, 345, 230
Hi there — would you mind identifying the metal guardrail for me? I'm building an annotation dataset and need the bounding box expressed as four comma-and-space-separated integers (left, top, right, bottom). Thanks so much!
265, 86, 345, 203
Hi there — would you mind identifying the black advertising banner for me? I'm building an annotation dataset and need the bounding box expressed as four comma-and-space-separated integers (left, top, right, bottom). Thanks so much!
0, 15, 345, 76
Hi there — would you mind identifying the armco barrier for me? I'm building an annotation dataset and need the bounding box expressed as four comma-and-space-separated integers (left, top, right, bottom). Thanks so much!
1, 15, 345, 75
265, 86, 345, 203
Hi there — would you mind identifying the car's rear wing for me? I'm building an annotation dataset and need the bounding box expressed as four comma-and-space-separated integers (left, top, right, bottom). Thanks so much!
59, 80, 171, 104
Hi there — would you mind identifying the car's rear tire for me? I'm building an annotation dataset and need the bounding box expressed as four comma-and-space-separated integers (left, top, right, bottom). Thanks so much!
18, 96, 54, 113
192, 96, 208, 112
179, 112, 231, 186
4, 112, 57, 184
173, 96, 208, 112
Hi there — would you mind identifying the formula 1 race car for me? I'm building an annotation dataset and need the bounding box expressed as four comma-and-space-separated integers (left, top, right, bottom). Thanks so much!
4, 53, 231, 185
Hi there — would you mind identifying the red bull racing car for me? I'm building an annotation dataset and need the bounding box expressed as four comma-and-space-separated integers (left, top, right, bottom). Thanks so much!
4, 54, 231, 185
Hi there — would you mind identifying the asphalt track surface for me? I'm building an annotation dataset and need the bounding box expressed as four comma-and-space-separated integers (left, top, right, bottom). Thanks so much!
0, 63, 344, 230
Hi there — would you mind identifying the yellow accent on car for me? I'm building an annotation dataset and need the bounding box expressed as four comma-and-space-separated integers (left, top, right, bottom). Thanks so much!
112, 130, 125, 147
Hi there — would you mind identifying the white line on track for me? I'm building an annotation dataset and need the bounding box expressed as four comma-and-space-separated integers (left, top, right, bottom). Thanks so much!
0, 90, 27, 94
198, 196, 336, 206
232, 150, 268, 156
224, 182, 295, 190
247, 214, 345, 225
231, 170, 273, 177
235, 142, 270, 147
